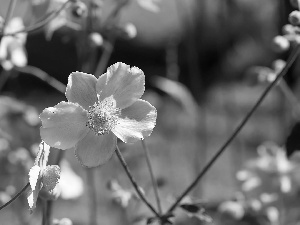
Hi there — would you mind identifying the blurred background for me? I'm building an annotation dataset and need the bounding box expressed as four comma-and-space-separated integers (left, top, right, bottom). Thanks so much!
1, 0, 300, 224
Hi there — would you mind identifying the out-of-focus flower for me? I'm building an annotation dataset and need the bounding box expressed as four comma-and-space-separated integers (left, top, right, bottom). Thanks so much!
58, 160, 83, 199
272, 35, 290, 52
218, 201, 245, 220
40, 62, 157, 168
53, 218, 73, 225
107, 179, 136, 208
289, 10, 300, 26
89, 32, 103, 47
136, 0, 161, 13
27, 142, 60, 213
0, 17, 27, 70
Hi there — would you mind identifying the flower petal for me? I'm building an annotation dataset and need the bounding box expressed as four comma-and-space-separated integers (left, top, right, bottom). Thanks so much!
75, 131, 117, 168
66, 72, 98, 109
112, 99, 157, 143
40, 101, 88, 150
96, 62, 145, 109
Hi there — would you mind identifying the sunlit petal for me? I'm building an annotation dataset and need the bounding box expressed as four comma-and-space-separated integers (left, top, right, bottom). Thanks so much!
40, 101, 88, 150
112, 99, 156, 143
66, 72, 97, 109
96, 62, 145, 109
75, 131, 117, 168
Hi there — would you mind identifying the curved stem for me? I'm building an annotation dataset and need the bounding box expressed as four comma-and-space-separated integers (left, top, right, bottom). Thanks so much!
115, 145, 160, 217
15, 66, 66, 93
0, 182, 30, 211
2, 0, 17, 32
165, 45, 300, 214
94, 38, 115, 77
86, 168, 98, 225
0, 0, 72, 37
141, 139, 162, 214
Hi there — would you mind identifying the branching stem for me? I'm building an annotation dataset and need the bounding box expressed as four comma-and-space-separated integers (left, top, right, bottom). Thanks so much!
141, 139, 162, 214
165, 46, 300, 214
115, 145, 160, 217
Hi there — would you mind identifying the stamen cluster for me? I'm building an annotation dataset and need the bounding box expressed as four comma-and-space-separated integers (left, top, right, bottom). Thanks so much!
86, 98, 120, 135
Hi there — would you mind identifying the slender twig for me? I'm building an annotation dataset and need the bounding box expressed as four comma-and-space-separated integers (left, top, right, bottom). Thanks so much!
165, 46, 300, 214
0, 182, 30, 211
141, 139, 162, 214
94, 0, 129, 77
42, 200, 48, 225
0, 0, 72, 37
1, 0, 17, 33
115, 145, 160, 217
94, 38, 115, 77
86, 168, 98, 225
15, 66, 66, 93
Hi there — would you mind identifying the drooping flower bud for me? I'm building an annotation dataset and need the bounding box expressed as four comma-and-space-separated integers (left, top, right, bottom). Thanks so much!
289, 10, 300, 26
272, 35, 290, 52
89, 32, 103, 47
71, 1, 88, 18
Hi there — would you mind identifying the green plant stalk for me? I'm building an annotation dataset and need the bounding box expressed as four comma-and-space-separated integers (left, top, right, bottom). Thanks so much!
115, 145, 160, 217
1, 0, 17, 33
141, 139, 162, 214
0, 182, 30, 211
0, 0, 72, 37
165, 45, 300, 215
87, 168, 98, 225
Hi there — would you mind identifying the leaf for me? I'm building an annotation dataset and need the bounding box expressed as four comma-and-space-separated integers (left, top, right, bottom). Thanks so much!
28, 165, 41, 191
27, 178, 42, 213
180, 203, 201, 213
285, 122, 300, 157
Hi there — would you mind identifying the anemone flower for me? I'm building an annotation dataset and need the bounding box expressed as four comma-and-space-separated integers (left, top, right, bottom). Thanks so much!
40, 62, 157, 167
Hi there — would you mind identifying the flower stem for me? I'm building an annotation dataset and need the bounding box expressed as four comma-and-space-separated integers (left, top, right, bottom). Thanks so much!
0, 0, 72, 37
165, 45, 300, 214
1, 0, 17, 33
86, 168, 98, 225
0, 182, 30, 211
141, 139, 162, 214
115, 145, 160, 217
94, 38, 115, 77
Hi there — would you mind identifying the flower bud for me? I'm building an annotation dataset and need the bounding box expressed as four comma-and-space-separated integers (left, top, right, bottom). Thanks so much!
218, 201, 245, 220
272, 59, 286, 74
71, 1, 88, 18
282, 24, 299, 35
272, 35, 290, 52
42, 165, 60, 192
53, 218, 73, 225
123, 23, 137, 39
89, 32, 103, 47
289, 10, 300, 26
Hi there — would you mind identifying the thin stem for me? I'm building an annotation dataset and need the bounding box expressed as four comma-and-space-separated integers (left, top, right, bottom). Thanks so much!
86, 168, 98, 225
94, 39, 115, 77
165, 46, 300, 214
42, 200, 48, 225
1, 0, 17, 33
0, 182, 30, 211
115, 145, 160, 217
0, 0, 71, 37
15, 66, 66, 94
141, 139, 162, 214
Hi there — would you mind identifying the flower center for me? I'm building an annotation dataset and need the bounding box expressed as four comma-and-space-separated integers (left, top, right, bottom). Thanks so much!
86, 97, 120, 135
